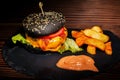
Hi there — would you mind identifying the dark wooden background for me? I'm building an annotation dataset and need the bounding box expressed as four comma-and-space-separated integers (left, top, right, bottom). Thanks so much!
0, 0, 120, 80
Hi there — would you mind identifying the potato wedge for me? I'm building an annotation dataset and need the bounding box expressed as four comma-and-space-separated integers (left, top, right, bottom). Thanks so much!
105, 42, 112, 55
76, 34, 87, 46
87, 45, 96, 55
71, 30, 79, 38
91, 26, 103, 33
72, 30, 84, 38
83, 29, 109, 42
84, 38, 105, 51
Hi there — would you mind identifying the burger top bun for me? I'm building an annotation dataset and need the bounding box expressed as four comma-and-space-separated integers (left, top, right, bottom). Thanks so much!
22, 11, 66, 37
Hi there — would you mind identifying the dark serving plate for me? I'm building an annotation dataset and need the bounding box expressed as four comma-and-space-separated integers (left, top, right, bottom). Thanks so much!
2, 29, 120, 80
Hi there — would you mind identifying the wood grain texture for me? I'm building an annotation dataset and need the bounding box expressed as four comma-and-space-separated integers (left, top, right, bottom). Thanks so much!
39, 0, 120, 26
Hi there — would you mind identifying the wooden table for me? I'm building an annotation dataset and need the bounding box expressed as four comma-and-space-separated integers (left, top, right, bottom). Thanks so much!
0, 0, 120, 80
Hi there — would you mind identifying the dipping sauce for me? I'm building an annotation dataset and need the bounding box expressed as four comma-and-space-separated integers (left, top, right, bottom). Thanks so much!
56, 55, 99, 72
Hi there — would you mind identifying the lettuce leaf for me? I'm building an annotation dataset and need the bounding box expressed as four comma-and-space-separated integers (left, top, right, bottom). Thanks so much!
58, 38, 83, 54
11, 33, 28, 44
12, 34, 83, 54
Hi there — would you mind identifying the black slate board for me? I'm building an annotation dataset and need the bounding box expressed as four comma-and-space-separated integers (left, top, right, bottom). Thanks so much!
2, 29, 120, 80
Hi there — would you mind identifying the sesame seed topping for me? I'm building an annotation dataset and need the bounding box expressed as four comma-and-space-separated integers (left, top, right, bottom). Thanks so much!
22, 11, 66, 35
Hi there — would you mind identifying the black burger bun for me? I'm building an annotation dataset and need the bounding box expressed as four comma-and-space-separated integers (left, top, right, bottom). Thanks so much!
23, 11, 66, 37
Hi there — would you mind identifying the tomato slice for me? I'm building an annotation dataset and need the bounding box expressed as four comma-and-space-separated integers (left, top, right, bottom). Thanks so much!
37, 27, 68, 51
40, 27, 65, 39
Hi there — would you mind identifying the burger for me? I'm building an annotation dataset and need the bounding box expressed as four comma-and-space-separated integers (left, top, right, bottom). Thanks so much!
11, 12, 82, 54
23, 11, 68, 52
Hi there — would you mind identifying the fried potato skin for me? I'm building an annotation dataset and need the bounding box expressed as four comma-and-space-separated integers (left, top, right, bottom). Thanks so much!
72, 30, 84, 38
85, 37, 105, 51
71, 26, 112, 55
75, 34, 87, 46
105, 42, 112, 55
83, 29, 109, 42
87, 45, 96, 55
91, 26, 103, 33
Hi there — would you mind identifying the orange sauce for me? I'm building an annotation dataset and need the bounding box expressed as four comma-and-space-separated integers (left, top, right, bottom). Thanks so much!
56, 55, 99, 72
